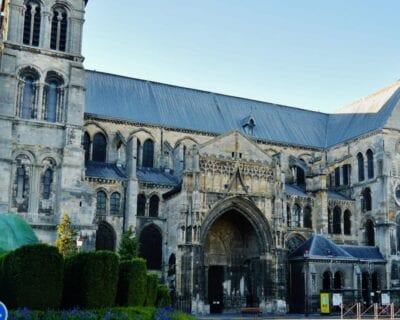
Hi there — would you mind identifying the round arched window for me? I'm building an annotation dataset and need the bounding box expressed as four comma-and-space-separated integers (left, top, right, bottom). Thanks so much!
394, 184, 400, 206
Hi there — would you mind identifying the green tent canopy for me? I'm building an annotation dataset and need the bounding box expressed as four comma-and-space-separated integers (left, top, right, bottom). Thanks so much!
0, 213, 39, 254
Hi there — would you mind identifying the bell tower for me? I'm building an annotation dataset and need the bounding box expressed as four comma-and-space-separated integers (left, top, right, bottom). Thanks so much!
0, 0, 93, 243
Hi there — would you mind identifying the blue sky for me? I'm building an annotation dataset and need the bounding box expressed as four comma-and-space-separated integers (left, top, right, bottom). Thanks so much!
82, 1, 400, 113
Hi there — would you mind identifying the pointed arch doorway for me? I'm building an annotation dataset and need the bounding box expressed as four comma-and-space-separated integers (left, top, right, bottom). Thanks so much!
200, 197, 274, 314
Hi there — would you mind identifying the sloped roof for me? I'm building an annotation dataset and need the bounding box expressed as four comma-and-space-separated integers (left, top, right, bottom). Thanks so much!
289, 235, 353, 260
327, 191, 353, 201
339, 245, 385, 261
285, 184, 309, 197
85, 162, 179, 186
85, 71, 328, 148
84, 71, 400, 148
136, 167, 179, 186
288, 235, 385, 262
326, 83, 400, 146
85, 161, 127, 180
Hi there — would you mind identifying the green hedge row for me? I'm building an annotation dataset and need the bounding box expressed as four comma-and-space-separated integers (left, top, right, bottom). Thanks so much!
0, 244, 172, 310
116, 258, 147, 306
0, 244, 63, 309
63, 250, 119, 308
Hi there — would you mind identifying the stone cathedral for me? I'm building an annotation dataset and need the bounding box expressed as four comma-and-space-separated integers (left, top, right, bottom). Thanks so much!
1, 0, 400, 315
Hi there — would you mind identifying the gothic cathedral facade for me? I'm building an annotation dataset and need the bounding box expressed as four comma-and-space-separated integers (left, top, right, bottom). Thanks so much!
1, 0, 400, 315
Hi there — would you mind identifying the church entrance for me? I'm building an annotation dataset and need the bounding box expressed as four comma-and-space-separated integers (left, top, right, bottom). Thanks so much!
204, 208, 263, 313
208, 266, 224, 313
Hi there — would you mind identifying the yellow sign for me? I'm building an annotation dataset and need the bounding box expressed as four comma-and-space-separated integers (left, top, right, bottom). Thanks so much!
320, 293, 330, 314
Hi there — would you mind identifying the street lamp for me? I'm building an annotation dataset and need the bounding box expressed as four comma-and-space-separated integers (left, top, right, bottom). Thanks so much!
76, 234, 84, 252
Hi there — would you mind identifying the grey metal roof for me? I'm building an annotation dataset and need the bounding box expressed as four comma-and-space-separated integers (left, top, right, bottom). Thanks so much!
85, 162, 179, 186
85, 161, 127, 180
339, 245, 385, 261
85, 71, 329, 148
84, 71, 400, 148
285, 184, 310, 197
289, 235, 354, 260
136, 167, 179, 186
327, 191, 353, 201
289, 235, 385, 262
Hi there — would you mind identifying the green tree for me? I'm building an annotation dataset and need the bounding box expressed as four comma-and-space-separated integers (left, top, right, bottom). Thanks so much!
118, 226, 139, 261
55, 213, 77, 257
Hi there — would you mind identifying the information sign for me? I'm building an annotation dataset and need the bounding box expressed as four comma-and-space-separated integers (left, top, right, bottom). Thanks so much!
382, 293, 390, 305
320, 292, 330, 314
332, 293, 342, 306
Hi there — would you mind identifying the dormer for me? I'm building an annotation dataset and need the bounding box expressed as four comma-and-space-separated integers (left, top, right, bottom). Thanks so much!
241, 115, 256, 136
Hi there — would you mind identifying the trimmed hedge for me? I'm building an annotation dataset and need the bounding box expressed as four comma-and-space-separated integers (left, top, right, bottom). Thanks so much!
129, 258, 148, 306
145, 273, 159, 307
0, 243, 64, 309
156, 284, 172, 308
63, 250, 119, 308
116, 260, 136, 306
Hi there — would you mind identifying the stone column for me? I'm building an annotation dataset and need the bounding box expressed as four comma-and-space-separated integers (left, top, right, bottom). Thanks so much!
124, 137, 138, 230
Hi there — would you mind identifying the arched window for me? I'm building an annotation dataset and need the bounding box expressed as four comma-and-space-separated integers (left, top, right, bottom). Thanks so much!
303, 206, 312, 228
357, 153, 365, 182
286, 204, 291, 227
286, 234, 305, 252
323, 271, 331, 290
362, 272, 370, 304
137, 194, 146, 216
110, 192, 121, 215
82, 132, 90, 162
296, 165, 305, 185
335, 167, 341, 187
142, 139, 154, 168
149, 195, 159, 217
334, 271, 342, 289
168, 254, 176, 277
342, 164, 351, 185
392, 263, 399, 281
17, 164, 27, 199
43, 72, 64, 122
328, 208, 332, 234
23, 1, 41, 46
397, 216, 400, 253
50, 7, 68, 51
362, 188, 372, 212
291, 204, 300, 227
365, 219, 375, 246
42, 168, 53, 200
139, 224, 162, 270
92, 133, 107, 162
136, 139, 141, 167
17, 69, 40, 120
96, 221, 116, 251
333, 206, 341, 234
96, 191, 107, 216
13, 155, 31, 213
344, 210, 351, 235
182, 145, 187, 170
367, 149, 374, 179
371, 272, 380, 303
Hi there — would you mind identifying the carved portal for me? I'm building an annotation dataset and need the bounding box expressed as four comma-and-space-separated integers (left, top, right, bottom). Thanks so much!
204, 209, 263, 313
